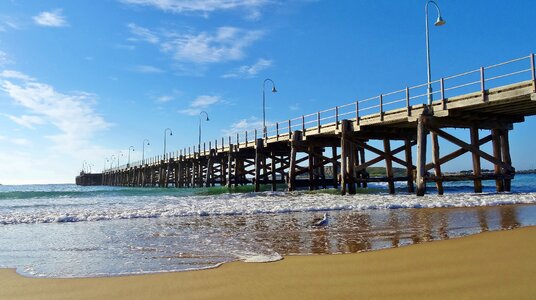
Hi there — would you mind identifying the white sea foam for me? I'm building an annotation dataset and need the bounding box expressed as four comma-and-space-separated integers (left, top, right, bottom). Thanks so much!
1, 191, 536, 225
235, 252, 283, 263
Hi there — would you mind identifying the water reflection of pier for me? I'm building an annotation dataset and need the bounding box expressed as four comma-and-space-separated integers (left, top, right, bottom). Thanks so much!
238, 205, 522, 256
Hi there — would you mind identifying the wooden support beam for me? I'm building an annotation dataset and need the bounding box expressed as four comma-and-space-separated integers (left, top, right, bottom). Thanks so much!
340, 120, 356, 195
332, 146, 338, 189
492, 129, 504, 192
425, 124, 514, 173
340, 126, 348, 195
205, 153, 213, 188
431, 133, 444, 195
416, 115, 428, 196
226, 144, 233, 187
425, 135, 492, 171
384, 139, 395, 194
359, 147, 367, 188
308, 146, 315, 191
405, 138, 415, 193
271, 152, 277, 191
254, 139, 263, 192
354, 142, 415, 173
288, 131, 302, 191
470, 127, 483, 193
500, 129, 513, 192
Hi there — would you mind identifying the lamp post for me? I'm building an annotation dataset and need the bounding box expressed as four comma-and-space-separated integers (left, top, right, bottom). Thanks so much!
163, 128, 173, 160
425, 0, 446, 107
110, 155, 116, 169
142, 139, 150, 164
198, 111, 210, 148
117, 151, 123, 168
104, 158, 109, 172
128, 146, 135, 167
262, 78, 277, 138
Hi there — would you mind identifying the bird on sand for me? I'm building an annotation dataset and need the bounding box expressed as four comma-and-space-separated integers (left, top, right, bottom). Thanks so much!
312, 213, 328, 227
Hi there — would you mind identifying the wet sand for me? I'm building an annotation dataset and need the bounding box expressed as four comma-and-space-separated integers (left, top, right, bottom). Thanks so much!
1, 226, 535, 300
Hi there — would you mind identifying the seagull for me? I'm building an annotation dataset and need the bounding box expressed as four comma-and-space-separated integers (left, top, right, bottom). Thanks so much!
313, 213, 328, 227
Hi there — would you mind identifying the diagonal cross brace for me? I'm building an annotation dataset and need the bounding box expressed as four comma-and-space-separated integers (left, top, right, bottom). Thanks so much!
428, 127, 514, 173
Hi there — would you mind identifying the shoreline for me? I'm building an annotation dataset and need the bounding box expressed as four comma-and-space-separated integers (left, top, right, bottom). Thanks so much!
1, 226, 536, 299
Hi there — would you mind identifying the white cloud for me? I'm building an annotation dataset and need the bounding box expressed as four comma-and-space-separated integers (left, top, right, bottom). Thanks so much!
0, 70, 35, 81
33, 9, 69, 27
120, 0, 269, 18
127, 23, 159, 44
289, 104, 300, 111
11, 138, 31, 146
0, 18, 21, 32
0, 51, 12, 66
130, 65, 165, 73
3, 114, 45, 129
221, 117, 264, 136
161, 26, 264, 64
128, 24, 263, 65
156, 95, 174, 103
0, 70, 111, 153
222, 58, 272, 78
179, 95, 221, 115
0, 135, 31, 146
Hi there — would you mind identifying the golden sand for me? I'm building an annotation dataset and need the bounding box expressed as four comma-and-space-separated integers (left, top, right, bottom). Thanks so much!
1, 226, 536, 300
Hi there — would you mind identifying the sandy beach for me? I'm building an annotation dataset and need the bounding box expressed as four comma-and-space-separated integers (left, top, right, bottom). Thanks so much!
1, 226, 535, 300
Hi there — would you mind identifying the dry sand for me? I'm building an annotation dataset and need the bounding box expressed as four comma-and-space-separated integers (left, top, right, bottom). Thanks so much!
1, 226, 536, 300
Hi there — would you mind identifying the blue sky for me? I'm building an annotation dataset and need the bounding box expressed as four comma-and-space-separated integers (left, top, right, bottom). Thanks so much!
0, 0, 535, 184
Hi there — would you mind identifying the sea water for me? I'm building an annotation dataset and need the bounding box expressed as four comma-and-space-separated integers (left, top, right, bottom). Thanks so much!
1, 174, 536, 278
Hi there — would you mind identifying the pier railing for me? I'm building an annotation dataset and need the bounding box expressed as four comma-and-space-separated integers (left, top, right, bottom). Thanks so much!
110, 53, 536, 172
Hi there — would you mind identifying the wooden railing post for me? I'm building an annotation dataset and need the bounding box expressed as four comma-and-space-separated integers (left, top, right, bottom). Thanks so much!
288, 119, 291, 139
531, 53, 536, 92
335, 106, 339, 129
245, 131, 248, 147
440, 78, 446, 110
379, 94, 384, 121
302, 115, 305, 135
355, 99, 360, 125
405, 87, 411, 117
276, 122, 279, 140
480, 67, 486, 102
317, 112, 321, 133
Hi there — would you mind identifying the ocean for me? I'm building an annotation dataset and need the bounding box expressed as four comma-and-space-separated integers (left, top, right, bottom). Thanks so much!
1, 174, 536, 278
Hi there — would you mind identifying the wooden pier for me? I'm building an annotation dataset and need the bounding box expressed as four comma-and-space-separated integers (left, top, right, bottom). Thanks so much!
94, 54, 536, 195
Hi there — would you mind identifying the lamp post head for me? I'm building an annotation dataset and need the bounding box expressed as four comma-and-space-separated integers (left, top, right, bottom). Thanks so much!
435, 16, 446, 26
170, 132, 173, 136
271, 86, 277, 93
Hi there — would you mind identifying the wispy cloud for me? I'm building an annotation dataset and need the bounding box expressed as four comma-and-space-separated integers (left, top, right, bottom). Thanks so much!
129, 65, 165, 74
222, 58, 272, 78
0, 17, 21, 32
33, 9, 69, 27
127, 23, 159, 44
0, 51, 12, 66
0, 135, 32, 146
128, 24, 263, 65
221, 117, 264, 136
179, 95, 221, 115
156, 95, 174, 103
0, 70, 111, 153
2, 114, 45, 129
120, 0, 269, 19
162, 26, 264, 64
